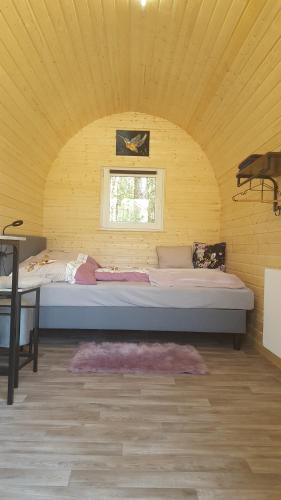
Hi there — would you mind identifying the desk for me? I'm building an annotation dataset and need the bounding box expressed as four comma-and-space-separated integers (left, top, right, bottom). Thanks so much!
0, 236, 40, 405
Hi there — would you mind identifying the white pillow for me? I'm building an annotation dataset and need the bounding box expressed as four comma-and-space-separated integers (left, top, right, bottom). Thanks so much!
18, 249, 79, 282
19, 249, 78, 268
19, 261, 68, 282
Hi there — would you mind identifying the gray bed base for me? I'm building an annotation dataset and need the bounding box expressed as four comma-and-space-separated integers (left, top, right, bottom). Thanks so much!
39, 306, 246, 333
1, 236, 246, 349
39, 306, 246, 349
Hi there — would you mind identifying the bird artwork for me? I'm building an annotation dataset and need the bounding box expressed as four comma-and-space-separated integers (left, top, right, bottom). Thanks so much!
119, 133, 147, 153
116, 130, 150, 156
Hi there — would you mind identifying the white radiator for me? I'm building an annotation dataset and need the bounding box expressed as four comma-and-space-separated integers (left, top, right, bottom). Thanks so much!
263, 268, 281, 358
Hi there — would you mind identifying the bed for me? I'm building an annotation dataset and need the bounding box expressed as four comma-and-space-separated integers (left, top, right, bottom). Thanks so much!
1, 235, 254, 349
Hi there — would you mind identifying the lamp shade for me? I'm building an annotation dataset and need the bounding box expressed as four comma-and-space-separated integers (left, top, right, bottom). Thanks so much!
2, 220, 24, 235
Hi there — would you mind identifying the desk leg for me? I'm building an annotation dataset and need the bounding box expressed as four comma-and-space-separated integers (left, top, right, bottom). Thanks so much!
7, 246, 19, 405
7, 321, 16, 405
14, 294, 21, 388
33, 288, 40, 372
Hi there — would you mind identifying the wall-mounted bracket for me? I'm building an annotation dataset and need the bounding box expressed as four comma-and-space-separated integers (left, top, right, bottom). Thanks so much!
234, 152, 281, 216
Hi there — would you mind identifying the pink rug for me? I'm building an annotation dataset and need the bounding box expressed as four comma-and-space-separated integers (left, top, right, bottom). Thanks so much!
69, 342, 207, 375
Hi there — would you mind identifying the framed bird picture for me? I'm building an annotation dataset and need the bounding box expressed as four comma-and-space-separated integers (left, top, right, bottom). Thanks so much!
116, 130, 150, 156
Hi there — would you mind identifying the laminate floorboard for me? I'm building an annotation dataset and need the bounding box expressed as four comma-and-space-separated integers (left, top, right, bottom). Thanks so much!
0, 334, 280, 499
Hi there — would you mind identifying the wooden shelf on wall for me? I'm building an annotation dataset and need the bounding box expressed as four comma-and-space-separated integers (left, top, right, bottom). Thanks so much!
236, 152, 281, 180
234, 152, 281, 216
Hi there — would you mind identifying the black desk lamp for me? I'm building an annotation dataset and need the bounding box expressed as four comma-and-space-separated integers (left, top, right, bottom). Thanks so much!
2, 219, 23, 235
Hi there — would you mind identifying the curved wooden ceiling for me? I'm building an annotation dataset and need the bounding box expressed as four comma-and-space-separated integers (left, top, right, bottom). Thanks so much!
1, 0, 281, 182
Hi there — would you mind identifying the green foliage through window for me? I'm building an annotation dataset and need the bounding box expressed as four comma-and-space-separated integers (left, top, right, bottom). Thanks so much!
110, 175, 156, 224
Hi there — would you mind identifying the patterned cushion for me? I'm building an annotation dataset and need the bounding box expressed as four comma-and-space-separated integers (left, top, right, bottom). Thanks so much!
192, 242, 226, 271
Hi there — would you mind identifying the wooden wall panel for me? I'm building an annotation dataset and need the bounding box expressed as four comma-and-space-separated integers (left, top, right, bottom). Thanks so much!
192, 2, 281, 347
1, 0, 281, 344
43, 113, 220, 267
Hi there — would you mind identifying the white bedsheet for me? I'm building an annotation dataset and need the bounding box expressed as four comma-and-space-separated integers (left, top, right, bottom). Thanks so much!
149, 268, 246, 288
36, 281, 254, 310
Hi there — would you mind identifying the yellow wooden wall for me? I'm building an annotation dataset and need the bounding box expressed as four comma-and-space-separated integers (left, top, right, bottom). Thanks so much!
205, 159, 281, 350
0, 140, 45, 236
1, 0, 281, 348
189, 2, 281, 348
43, 112, 220, 267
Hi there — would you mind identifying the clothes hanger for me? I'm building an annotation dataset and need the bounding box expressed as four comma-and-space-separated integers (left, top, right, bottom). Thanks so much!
232, 179, 281, 204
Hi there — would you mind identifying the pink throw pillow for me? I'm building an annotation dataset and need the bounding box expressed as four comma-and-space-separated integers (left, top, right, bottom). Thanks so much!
66, 261, 96, 285
86, 256, 100, 270
74, 263, 97, 285
77, 253, 100, 271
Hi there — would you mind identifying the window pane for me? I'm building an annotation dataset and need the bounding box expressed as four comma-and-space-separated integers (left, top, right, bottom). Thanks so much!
109, 175, 156, 224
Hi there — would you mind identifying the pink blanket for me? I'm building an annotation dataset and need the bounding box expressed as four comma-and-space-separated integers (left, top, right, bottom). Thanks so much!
149, 268, 246, 289
95, 268, 149, 282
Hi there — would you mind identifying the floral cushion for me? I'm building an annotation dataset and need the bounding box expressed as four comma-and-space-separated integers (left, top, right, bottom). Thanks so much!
192, 242, 226, 271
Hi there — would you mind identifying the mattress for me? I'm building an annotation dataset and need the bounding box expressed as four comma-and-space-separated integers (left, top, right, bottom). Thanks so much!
36, 281, 254, 310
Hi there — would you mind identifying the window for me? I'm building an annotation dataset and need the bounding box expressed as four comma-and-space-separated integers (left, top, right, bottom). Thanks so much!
101, 167, 165, 230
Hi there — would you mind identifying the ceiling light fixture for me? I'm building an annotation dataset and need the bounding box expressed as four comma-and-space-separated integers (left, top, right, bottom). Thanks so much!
140, 0, 147, 7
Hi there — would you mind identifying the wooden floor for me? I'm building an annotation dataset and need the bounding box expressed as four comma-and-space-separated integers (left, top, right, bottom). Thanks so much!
0, 334, 281, 500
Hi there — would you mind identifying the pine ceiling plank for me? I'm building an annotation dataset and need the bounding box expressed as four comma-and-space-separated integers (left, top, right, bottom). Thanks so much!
28, 0, 84, 130
15, 0, 75, 135
128, 0, 149, 111
257, 129, 281, 154
197, 0, 281, 148
213, 97, 281, 168
59, 0, 101, 121
0, 172, 43, 207
20, 0, 77, 131
187, 0, 268, 138
0, 101, 55, 166
0, 0, 66, 145
165, 0, 218, 124
43, 0, 92, 128
140, 0, 178, 116
207, 54, 281, 162
129, 0, 158, 111
0, 190, 44, 215
114, 0, 130, 112
151, 0, 189, 117
0, 68, 56, 165
159, 0, 203, 113
101, 0, 129, 114
183, 0, 246, 129
87, 0, 120, 116
201, 6, 281, 149
72, 0, 107, 118
0, 41, 59, 160
0, 136, 47, 185
207, 42, 281, 159
0, 100, 49, 160
0, 71, 59, 161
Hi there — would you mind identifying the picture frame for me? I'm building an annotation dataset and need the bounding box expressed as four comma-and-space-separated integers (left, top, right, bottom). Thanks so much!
116, 130, 150, 156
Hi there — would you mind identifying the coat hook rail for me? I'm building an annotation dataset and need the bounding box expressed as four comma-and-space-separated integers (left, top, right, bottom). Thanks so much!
233, 176, 281, 215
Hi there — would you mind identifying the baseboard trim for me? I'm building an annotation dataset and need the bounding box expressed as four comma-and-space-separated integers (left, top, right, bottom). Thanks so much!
246, 333, 281, 369
257, 343, 281, 369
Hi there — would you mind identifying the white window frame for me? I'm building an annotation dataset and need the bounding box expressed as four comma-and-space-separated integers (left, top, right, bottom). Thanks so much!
100, 167, 165, 231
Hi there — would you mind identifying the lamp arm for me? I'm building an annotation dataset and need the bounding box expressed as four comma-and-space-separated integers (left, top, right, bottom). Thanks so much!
2, 224, 12, 235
